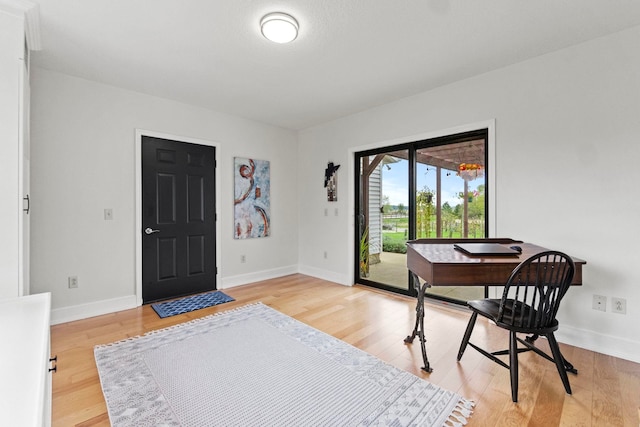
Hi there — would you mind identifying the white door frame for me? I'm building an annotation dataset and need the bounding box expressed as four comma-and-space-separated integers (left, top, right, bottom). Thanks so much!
134, 129, 221, 306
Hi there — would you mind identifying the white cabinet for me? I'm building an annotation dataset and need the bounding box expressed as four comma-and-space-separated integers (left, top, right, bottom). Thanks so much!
0, 1, 40, 298
0, 292, 52, 427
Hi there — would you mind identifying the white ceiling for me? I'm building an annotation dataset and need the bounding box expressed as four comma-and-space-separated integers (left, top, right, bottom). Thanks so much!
30, 0, 640, 130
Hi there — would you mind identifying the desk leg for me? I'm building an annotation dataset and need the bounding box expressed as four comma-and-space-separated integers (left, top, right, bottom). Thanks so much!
404, 272, 433, 373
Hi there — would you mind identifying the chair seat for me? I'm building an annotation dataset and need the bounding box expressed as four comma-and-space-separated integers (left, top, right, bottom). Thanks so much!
468, 298, 559, 334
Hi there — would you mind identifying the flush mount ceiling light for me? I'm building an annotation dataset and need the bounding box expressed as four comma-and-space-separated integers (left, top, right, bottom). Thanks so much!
260, 12, 299, 43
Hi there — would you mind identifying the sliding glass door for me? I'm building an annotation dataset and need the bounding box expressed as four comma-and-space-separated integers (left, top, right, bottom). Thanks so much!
356, 148, 411, 294
355, 129, 489, 303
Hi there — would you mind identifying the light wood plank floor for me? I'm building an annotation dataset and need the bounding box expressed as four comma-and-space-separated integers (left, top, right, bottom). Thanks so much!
51, 274, 640, 426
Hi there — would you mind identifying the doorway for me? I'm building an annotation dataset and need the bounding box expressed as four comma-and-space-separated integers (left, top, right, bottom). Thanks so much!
140, 135, 217, 303
354, 128, 491, 304
356, 148, 411, 294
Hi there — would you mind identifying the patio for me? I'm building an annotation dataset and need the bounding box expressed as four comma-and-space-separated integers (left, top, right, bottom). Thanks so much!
368, 251, 484, 302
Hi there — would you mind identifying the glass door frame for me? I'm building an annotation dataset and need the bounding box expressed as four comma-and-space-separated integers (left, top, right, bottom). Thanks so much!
354, 128, 493, 303
354, 142, 414, 296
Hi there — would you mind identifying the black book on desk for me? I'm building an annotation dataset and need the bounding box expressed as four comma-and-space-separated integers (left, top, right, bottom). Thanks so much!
453, 243, 520, 256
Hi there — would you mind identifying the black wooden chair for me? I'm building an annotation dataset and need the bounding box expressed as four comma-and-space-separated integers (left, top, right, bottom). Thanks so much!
457, 250, 576, 402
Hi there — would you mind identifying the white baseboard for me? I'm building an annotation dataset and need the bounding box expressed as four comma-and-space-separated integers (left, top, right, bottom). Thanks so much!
556, 324, 640, 364
50, 295, 138, 325
297, 264, 351, 286
50, 266, 300, 324
220, 265, 299, 289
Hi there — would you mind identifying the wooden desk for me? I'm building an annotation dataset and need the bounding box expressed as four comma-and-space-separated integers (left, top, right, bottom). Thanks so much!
404, 238, 586, 372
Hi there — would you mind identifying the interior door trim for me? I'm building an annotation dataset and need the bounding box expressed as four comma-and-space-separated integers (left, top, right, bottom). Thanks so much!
135, 129, 221, 306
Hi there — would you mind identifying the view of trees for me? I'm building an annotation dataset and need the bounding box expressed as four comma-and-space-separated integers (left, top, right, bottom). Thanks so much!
382, 184, 485, 253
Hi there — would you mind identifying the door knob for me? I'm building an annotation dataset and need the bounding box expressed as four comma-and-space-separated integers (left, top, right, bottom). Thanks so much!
145, 227, 160, 235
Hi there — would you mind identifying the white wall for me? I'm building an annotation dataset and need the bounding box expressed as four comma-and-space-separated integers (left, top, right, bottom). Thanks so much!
298, 26, 640, 362
29, 68, 299, 321
0, 9, 24, 299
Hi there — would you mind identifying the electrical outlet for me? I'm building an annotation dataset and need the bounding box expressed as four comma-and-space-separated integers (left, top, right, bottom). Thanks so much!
592, 295, 606, 312
611, 297, 627, 314
240, 255, 246, 263
68, 276, 78, 289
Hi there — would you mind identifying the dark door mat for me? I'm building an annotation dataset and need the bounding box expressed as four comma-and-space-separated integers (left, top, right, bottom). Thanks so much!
151, 291, 235, 318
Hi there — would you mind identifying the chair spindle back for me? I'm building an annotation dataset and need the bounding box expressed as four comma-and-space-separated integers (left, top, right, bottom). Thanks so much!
497, 251, 575, 329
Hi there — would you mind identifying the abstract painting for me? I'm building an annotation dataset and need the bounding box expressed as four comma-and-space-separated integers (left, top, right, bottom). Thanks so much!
234, 157, 270, 239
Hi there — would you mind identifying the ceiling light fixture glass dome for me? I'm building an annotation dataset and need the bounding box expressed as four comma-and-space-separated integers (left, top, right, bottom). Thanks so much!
260, 12, 299, 43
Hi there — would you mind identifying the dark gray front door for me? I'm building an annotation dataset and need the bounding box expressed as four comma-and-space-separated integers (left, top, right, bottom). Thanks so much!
141, 136, 216, 303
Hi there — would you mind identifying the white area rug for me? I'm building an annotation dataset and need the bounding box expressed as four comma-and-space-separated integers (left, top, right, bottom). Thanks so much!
95, 303, 473, 426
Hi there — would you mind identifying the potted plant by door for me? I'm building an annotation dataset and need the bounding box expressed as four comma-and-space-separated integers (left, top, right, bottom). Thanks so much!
360, 227, 369, 277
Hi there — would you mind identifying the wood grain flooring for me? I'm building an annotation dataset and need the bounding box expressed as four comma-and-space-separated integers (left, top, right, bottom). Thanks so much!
50, 274, 640, 426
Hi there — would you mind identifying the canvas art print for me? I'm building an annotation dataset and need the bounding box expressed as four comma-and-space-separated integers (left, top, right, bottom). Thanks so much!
234, 157, 270, 239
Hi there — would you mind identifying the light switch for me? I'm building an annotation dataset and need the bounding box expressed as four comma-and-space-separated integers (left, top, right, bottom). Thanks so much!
104, 208, 113, 220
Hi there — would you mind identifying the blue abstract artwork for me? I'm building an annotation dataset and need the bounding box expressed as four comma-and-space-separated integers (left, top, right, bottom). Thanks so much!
234, 157, 271, 239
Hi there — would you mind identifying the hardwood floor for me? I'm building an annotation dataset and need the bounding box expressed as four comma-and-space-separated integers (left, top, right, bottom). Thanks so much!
51, 274, 640, 426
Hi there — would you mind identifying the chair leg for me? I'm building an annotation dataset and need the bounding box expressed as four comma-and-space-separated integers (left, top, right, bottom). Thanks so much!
509, 331, 519, 402
457, 311, 478, 361
547, 333, 572, 395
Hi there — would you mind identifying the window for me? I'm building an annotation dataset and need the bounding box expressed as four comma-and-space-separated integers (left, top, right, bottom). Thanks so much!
355, 129, 490, 303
